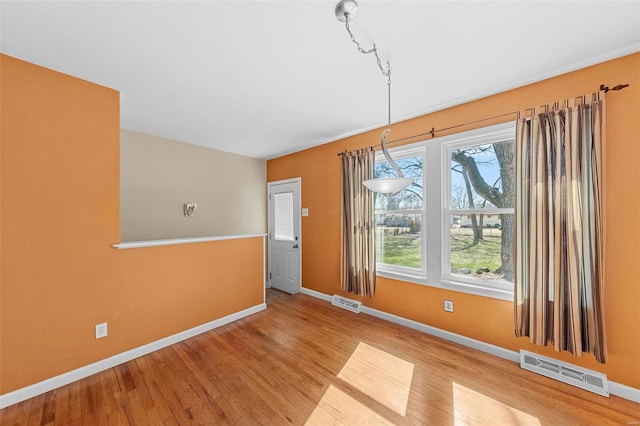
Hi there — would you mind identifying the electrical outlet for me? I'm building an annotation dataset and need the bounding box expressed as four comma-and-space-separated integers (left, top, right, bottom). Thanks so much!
95, 322, 108, 339
444, 300, 454, 313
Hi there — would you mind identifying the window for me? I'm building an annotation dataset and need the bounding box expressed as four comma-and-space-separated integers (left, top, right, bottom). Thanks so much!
374, 122, 515, 300
374, 148, 425, 276
274, 192, 294, 241
445, 138, 515, 295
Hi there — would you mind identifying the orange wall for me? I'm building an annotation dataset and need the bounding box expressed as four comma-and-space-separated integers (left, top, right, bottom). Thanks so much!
268, 53, 640, 389
0, 55, 264, 394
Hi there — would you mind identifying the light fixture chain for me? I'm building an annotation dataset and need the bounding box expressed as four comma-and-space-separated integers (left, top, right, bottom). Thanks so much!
345, 16, 391, 79
338, 0, 411, 193
387, 71, 391, 128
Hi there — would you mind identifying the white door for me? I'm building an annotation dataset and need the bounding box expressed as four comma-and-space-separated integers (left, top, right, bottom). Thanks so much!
268, 179, 301, 294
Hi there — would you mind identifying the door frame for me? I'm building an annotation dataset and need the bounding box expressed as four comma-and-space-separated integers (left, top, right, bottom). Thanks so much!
267, 177, 302, 292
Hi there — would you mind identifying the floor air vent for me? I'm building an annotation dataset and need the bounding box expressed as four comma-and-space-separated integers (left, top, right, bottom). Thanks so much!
520, 350, 609, 397
331, 295, 362, 313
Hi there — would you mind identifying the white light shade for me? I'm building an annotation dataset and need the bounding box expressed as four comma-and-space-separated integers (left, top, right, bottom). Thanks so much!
363, 177, 412, 194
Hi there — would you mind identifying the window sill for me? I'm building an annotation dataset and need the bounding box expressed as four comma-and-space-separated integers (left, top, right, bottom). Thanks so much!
376, 269, 514, 302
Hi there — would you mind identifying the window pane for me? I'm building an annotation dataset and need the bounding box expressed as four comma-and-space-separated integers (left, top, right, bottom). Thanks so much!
274, 192, 294, 241
448, 138, 514, 287
375, 213, 422, 269
449, 213, 514, 283
374, 155, 423, 210
450, 141, 514, 209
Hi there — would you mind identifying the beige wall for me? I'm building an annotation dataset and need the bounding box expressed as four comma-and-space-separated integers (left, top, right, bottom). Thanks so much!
120, 130, 266, 241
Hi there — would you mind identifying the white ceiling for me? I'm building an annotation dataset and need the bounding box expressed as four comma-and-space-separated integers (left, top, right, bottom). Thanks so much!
2, 1, 639, 160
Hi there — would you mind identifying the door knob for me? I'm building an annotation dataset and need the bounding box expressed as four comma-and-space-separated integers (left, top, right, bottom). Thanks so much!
293, 244, 299, 249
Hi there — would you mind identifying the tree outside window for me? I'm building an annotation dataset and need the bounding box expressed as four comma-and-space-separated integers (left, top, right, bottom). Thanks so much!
374, 154, 424, 271
371, 122, 515, 300
449, 141, 515, 283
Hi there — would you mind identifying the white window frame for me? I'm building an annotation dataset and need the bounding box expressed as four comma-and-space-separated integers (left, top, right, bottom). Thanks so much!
374, 145, 427, 279
375, 122, 516, 301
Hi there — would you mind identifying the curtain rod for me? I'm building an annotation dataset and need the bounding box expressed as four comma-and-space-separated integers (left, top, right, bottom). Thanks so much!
337, 83, 629, 156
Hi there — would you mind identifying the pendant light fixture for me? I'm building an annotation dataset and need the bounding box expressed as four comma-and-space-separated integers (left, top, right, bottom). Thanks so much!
335, 0, 412, 195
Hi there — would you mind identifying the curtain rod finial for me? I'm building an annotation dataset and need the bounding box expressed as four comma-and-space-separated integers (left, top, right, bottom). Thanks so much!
600, 83, 629, 93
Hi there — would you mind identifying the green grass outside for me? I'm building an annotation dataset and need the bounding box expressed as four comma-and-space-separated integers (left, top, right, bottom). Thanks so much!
376, 233, 422, 268
449, 235, 502, 272
377, 229, 502, 272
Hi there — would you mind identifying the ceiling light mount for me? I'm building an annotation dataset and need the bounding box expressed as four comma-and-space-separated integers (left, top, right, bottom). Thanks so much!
335, 0, 359, 23
335, 0, 412, 195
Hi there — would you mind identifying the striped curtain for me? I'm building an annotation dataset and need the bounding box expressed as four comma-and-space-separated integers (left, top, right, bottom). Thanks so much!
341, 148, 376, 297
515, 91, 607, 363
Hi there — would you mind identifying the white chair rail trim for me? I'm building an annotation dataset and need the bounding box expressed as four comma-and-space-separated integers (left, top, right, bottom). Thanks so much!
113, 233, 267, 249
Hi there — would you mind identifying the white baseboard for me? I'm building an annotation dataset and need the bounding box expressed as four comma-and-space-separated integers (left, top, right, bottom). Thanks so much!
360, 304, 521, 363
0, 303, 266, 409
609, 382, 640, 404
301, 288, 640, 404
300, 287, 332, 302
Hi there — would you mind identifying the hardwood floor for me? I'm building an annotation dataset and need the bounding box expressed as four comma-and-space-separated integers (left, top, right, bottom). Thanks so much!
1, 293, 639, 425
265, 288, 291, 305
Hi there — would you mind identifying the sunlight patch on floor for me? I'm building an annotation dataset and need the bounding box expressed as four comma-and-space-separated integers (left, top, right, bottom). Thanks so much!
452, 381, 541, 425
337, 342, 414, 417
305, 385, 394, 425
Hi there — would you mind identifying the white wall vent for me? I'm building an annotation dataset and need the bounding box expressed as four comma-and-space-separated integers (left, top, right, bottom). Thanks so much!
331, 295, 362, 313
520, 350, 609, 397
